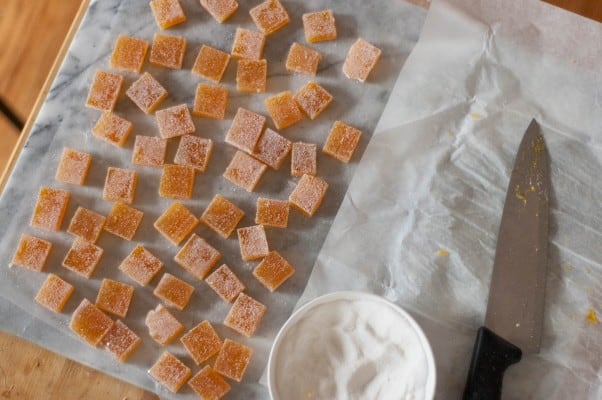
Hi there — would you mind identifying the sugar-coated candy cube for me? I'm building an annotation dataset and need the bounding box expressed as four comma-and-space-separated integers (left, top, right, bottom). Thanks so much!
103, 167, 138, 204
192, 45, 230, 83
70, 299, 114, 346
255, 197, 289, 228
175, 233, 221, 280
294, 81, 333, 120
100, 320, 141, 362
96, 278, 134, 318
251, 128, 291, 170
250, 0, 290, 35
119, 245, 163, 286
285, 43, 321, 76
193, 83, 228, 119
154, 202, 199, 245
323, 120, 362, 162
31, 187, 70, 231
265, 91, 303, 130
92, 112, 133, 148
253, 250, 295, 292
110, 35, 149, 73
200, 0, 238, 23
291, 142, 316, 177
201, 194, 245, 239
189, 366, 231, 399
150, 33, 186, 69
236, 59, 267, 93
153, 273, 194, 310
62, 238, 104, 278
55, 148, 92, 185
126, 72, 168, 114
132, 135, 167, 167
67, 207, 106, 243
303, 10, 337, 43
214, 339, 253, 382
237, 225, 269, 261
146, 304, 184, 345
156, 104, 195, 139
86, 70, 123, 111
104, 202, 143, 240
231, 28, 265, 60
180, 320, 222, 365
225, 108, 266, 153
150, 0, 186, 29
12, 234, 52, 271
223, 151, 268, 192
342, 38, 382, 82
224, 293, 266, 337
35, 274, 74, 313
205, 264, 245, 303
289, 174, 328, 217
149, 352, 191, 393
174, 135, 213, 173
159, 164, 195, 200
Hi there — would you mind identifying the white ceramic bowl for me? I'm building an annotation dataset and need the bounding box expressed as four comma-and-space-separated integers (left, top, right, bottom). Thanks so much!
267, 291, 436, 400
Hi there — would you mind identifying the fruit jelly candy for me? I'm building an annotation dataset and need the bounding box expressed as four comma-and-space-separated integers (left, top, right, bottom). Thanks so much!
285, 42, 321, 76
132, 135, 167, 167
205, 264, 245, 303
291, 142, 317, 177
303, 10, 337, 43
70, 299, 114, 346
92, 112, 133, 148
175, 233, 221, 280
223, 151, 267, 192
180, 320, 223, 365
289, 174, 328, 217
200, 194, 245, 239
100, 320, 141, 362
35, 274, 74, 313
193, 83, 228, 119
126, 72, 168, 114
103, 167, 138, 204
225, 107, 266, 153
55, 148, 92, 185
237, 225, 269, 261
154, 202, 199, 245
231, 28, 265, 60
150, 0, 186, 30
200, 0, 238, 23
67, 207, 106, 243
323, 120, 362, 163
342, 38, 382, 82
86, 70, 123, 111
253, 250, 295, 292
255, 197, 289, 228
294, 81, 333, 120
30, 187, 70, 231
174, 135, 213, 173
188, 366, 231, 399
62, 238, 104, 278
192, 45, 230, 83
104, 202, 143, 240
213, 339, 253, 382
265, 91, 303, 130
250, 0, 290, 35
156, 104, 195, 139
110, 35, 149, 73
149, 351, 191, 393
251, 128, 291, 170
96, 278, 134, 318
119, 245, 163, 286
145, 304, 184, 345
159, 164, 195, 200
12, 233, 52, 271
224, 293, 266, 337
153, 273, 194, 310
150, 33, 187, 69
236, 59, 267, 93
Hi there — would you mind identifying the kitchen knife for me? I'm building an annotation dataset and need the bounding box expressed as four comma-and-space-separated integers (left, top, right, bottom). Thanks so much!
463, 119, 549, 400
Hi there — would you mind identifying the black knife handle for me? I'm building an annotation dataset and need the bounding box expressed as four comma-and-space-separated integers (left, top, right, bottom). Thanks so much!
462, 326, 522, 400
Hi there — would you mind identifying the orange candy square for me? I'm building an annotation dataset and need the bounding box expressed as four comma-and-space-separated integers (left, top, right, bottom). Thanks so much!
70, 299, 114, 346
126, 72, 168, 114
253, 250, 295, 292
67, 207, 106, 243
92, 112, 133, 148
323, 120, 362, 163
192, 45, 231, 83
149, 352, 191, 393
180, 320, 223, 364
62, 238, 104, 278
154, 202, 199, 245
205, 264, 245, 303
294, 81, 333, 120
250, 0, 290, 35
146, 304, 184, 345
291, 142, 317, 177
132, 135, 167, 167
285, 43, 321, 76
265, 91, 303, 130
150, 0, 187, 29
35, 274, 74, 313
342, 38, 382, 82
223, 151, 268, 192
236, 59, 267, 93
86, 70, 123, 111
251, 128, 291, 170
55, 148, 92, 185
193, 83, 228, 119
150, 33, 187, 69
104, 202, 144, 240
214, 339, 253, 382
110, 35, 149, 73
200, 0, 238, 23
225, 108, 266, 153
188, 366, 231, 399
175, 233, 221, 280
200, 194, 245, 239
103, 167, 138, 204
96, 279, 134, 318
119, 245, 163, 286
224, 293, 266, 337
255, 197, 289, 228
237, 225, 269, 261
174, 135, 213, 173
156, 104, 195, 139
100, 320, 142, 362
159, 164, 195, 200
289, 174, 328, 217
153, 273, 194, 310
12, 234, 52, 271
231, 28, 265, 60
31, 187, 70, 231
302, 10, 337, 43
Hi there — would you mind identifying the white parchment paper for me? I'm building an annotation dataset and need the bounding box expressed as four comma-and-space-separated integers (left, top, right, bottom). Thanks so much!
298, 0, 602, 398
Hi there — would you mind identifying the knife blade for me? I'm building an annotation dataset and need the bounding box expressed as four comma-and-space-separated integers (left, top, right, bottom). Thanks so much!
463, 119, 549, 400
